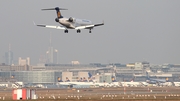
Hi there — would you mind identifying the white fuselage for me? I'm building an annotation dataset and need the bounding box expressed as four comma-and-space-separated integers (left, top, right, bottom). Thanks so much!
174, 82, 180, 87
59, 17, 92, 29
58, 82, 94, 86
121, 82, 141, 87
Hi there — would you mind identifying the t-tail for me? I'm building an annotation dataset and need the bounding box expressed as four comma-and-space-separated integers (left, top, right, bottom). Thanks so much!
42, 7, 67, 18
88, 72, 92, 78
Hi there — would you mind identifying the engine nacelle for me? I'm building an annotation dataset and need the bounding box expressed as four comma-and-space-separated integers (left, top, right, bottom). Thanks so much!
69, 17, 73, 22
55, 18, 59, 22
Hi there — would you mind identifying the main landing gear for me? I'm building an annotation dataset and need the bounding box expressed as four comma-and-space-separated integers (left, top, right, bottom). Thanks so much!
64, 29, 92, 33
64, 29, 68, 33
77, 29, 81, 33
89, 29, 92, 33
77, 29, 92, 33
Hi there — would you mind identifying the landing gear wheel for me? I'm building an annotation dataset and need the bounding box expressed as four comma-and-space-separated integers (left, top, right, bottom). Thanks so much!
64, 29, 68, 33
77, 29, 81, 33
89, 30, 91, 33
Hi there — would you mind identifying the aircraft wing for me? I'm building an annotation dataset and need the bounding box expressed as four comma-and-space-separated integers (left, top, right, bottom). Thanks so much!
94, 22, 104, 27
57, 82, 77, 86
75, 22, 104, 29
34, 22, 66, 30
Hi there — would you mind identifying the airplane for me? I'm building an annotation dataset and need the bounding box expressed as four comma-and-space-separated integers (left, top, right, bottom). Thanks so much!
146, 72, 168, 84
95, 77, 120, 87
173, 82, 180, 87
35, 7, 104, 33
121, 76, 142, 87
56, 72, 95, 88
120, 82, 141, 87
57, 82, 94, 88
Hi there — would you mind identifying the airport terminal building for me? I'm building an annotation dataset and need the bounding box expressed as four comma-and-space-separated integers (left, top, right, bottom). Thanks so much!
0, 71, 62, 84
0, 62, 180, 84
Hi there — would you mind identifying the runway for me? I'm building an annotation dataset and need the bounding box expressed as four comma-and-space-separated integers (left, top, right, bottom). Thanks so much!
0, 87, 180, 101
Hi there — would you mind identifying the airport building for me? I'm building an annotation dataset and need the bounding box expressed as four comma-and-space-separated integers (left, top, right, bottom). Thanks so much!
19, 57, 30, 66
0, 62, 180, 84
45, 46, 58, 64
0, 71, 62, 84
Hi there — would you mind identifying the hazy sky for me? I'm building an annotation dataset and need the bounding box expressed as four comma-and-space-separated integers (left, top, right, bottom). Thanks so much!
0, 0, 180, 65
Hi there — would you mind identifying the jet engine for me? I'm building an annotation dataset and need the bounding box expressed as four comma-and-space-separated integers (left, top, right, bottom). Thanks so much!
68, 17, 73, 22
55, 18, 59, 22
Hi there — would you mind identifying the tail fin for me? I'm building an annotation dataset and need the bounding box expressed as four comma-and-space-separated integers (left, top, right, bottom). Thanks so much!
88, 72, 92, 78
130, 76, 135, 82
146, 72, 149, 79
42, 7, 67, 18
55, 7, 65, 18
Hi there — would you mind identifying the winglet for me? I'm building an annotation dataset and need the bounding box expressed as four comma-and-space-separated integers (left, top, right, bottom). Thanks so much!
33, 21, 46, 27
33, 21, 36, 25
94, 21, 104, 27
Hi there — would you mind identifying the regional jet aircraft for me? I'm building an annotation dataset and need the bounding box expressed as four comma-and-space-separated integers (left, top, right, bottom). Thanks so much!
35, 7, 104, 33
146, 72, 168, 84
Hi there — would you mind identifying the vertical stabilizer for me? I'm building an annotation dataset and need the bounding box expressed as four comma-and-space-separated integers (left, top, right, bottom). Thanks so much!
55, 7, 63, 18
88, 72, 92, 78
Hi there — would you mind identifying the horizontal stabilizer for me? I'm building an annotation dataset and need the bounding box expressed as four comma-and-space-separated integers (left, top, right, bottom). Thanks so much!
42, 7, 67, 11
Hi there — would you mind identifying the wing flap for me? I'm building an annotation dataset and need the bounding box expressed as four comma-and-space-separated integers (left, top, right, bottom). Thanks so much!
75, 25, 94, 29
94, 23, 104, 27
75, 22, 104, 29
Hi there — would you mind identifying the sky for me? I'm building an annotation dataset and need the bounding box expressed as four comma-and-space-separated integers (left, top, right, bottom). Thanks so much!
0, 0, 180, 65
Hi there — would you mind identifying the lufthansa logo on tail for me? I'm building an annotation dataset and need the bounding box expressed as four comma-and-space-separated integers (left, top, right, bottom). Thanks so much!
57, 12, 61, 17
